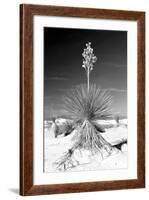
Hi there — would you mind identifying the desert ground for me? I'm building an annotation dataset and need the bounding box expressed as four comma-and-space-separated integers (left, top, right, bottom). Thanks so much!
44, 118, 128, 173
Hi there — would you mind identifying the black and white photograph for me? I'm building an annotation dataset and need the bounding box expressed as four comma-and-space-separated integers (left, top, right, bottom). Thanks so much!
43, 27, 128, 173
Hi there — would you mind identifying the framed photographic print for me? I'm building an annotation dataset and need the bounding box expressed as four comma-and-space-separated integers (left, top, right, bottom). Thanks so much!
20, 4, 145, 196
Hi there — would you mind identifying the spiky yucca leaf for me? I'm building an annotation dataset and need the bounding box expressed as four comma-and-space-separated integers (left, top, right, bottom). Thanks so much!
63, 84, 112, 122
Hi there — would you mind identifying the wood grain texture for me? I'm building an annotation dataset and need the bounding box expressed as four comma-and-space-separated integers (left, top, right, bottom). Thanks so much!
20, 4, 145, 196
20, 4, 33, 195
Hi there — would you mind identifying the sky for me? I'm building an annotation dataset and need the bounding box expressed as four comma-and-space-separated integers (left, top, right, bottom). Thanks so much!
44, 27, 127, 120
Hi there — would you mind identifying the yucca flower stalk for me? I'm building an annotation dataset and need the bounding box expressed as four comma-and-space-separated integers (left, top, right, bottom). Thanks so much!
82, 42, 97, 92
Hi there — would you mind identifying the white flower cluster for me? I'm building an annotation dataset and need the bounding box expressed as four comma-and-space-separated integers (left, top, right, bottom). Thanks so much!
82, 42, 97, 72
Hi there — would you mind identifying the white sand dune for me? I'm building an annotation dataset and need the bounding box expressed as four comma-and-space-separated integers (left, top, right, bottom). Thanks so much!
44, 119, 128, 173
97, 119, 127, 125
101, 126, 127, 145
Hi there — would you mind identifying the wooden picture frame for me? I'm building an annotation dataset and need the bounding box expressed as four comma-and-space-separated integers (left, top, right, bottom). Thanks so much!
20, 4, 145, 196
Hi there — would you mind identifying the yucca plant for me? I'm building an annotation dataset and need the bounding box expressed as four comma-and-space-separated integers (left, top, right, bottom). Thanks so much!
55, 84, 113, 170
114, 113, 120, 127
55, 42, 113, 171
